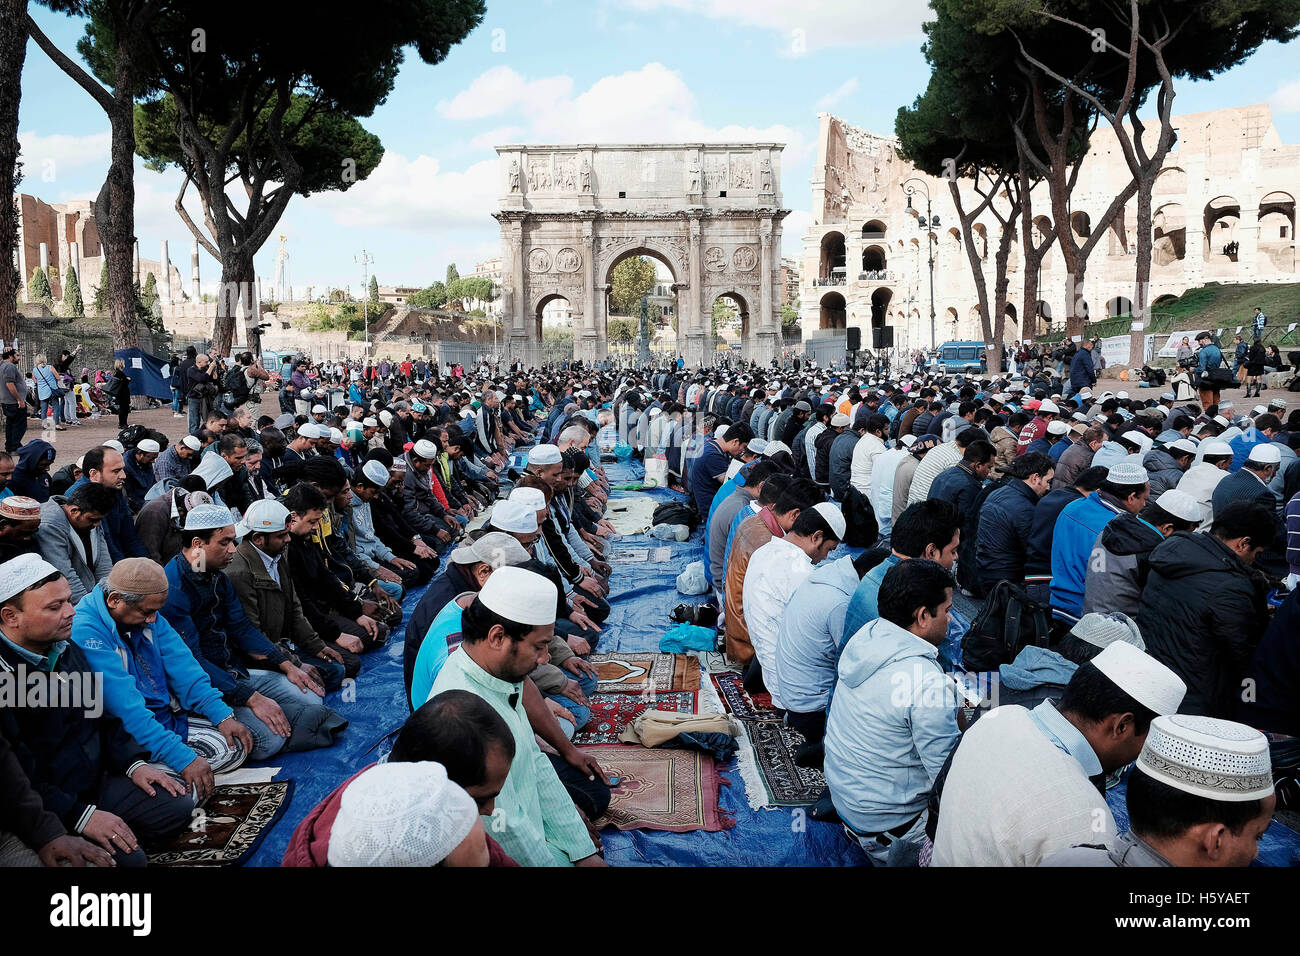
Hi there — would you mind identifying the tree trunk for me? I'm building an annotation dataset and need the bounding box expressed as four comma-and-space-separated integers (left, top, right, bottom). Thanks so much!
949, 179, 995, 353
1129, 175, 1155, 367
213, 255, 253, 356
103, 78, 139, 347
0, 0, 27, 344
990, 222, 1016, 374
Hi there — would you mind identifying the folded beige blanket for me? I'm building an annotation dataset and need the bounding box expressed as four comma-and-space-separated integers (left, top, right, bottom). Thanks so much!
619, 710, 743, 747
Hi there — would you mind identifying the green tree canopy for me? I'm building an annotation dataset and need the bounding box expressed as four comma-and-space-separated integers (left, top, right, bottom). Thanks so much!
63, 265, 84, 317
368, 274, 379, 303
408, 280, 446, 310
28, 266, 51, 303
610, 256, 656, 316
445, 263, 459, 285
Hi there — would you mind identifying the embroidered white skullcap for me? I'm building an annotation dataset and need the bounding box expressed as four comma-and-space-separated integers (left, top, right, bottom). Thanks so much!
490, 499, 539, 535
811, 502, 846, 540
237, 499, 290, 536
1090, 641, 1185, 716
181, 435, 202, 452
747, 438, 769, 455
191, 452, 233, 491
411, 439, 439, 460
312, 405, 328, 414
1047, 420, 1070, 436
0, 554, 61, 604
448, 531, 532, 569
508, 487, 547, 512
328, 428, 343, 445
327, 761, 479, 867
1136, 715, 1273, 802
1154, 489, 1202, 524
103, 440, 125, 454
361, 460, 390, 486
763, 441, 791, 458
362, 417, 379, 428
1069, 612, 1144, 651
136, 438, 160, 454
379, 410, 394, 428
1039, 399, 1061, 414
830, 412, 851, 427
528, 444, 562, 466
476, 566, 557, 626
184, 502, 236, 532
1106, 460, 1148, 485
1201, 440, 1233, 457
1168, 438, 1198, 455
1248, 443, 1281, 465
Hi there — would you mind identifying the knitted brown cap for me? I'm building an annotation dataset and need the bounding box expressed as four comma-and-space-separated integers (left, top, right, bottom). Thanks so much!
106, 558, 169, 596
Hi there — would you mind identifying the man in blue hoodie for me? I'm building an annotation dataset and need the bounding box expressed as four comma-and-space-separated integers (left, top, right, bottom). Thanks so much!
824, 559, 962, 866
72, 558, 253, 801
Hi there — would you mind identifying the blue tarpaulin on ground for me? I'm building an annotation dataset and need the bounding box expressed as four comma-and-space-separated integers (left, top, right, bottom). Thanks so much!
243, 456, 1300, 868
114, 347, 173, 401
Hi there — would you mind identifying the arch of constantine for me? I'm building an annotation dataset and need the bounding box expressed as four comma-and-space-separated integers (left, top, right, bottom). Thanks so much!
494, 143, 788, 366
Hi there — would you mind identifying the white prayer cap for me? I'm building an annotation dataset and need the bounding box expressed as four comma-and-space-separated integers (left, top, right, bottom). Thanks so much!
763, 441, 791, 458
490, 499, 539, 535
508, 487, 547, 512
811, 502, 846, 540
830, 412, 851, 427
448, 531, 531, 569
238, 499, 290, 536
1248, 443, 1281, 465
1168, 438, 1198, 455
184, 502, 236, 532
899, 434, 918, 448
1252, 405, 1268, 417
136, 438, 160, 454
361, 460, 390, 486
1039, 399, 1061, 414
1079, 387, 1093, 397
103, 439, 125, 454
1160, 392, 1176, 402
1136, 715, 1273, 802
327, 761, 479, 867
328, 428, 344, 445
1201, 440, 1233, 457
1090, 641, 1186, 716
1116, 391, 1130, 400
1154, 489, 1202, 524
1069, 612, 1145, 651
362, 417, 379, 428
1106, 461, 1148, 485
0, 554, 61, 604
649, 407, 662, 418
191, 453, 233, 491
528, 444, 562, 466
1047, 420, 1069, 436
312, 405, 328, 414
1213, 415, 1230, 428
181, 435, 202, 452
1268, 398, 1287, 410
297, 423, 322, 439
747, 438, 768, 454
477, 566, 557, 626
715, 425, 730, 441
379, 410, 394, 428
411, 439, 439, 460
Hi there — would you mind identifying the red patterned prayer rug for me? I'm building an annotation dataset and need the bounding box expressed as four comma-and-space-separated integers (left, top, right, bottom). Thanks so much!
583, 744, 734, 833
573, 690, 697, 745
711, 672, 781, 721
588, 653, 701, 692
145, 781, 293, 866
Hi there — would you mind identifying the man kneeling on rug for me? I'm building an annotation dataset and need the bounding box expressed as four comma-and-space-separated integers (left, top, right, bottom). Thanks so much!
428, 566, 608, 866
73, 558, 254, 801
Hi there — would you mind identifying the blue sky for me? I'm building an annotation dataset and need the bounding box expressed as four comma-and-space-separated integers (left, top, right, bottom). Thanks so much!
17, 0, 1300, 298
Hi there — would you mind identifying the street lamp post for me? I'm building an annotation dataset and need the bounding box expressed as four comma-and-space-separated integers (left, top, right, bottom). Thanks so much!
902, 178, 940, 351
355, 249, 373, 357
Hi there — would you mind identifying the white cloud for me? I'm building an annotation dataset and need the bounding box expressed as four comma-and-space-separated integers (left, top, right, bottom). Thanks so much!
436, 66, 573, 120
17, 130, 111, 176
314, 153, 500, 231
780, 210, 813, 257
613, 0, 930, 53
816, 78, 859, 111
1271, 79, 1300, 113
468, 126, 525, 151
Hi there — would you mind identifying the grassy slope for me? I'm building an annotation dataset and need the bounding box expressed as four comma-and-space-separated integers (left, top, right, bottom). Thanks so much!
1038, 281, 1300, 346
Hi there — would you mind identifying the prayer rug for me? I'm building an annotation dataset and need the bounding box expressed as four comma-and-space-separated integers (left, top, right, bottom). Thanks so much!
146, 781, 293, 867
711, 671, 782, 721
583, 744, 734, 833
573, 690, 697, 745
743, 720, 826, 807
589, 652, 701, 692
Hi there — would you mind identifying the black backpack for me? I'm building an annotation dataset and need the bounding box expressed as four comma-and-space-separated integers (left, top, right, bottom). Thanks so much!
652, 500, 700, 532
961, 579, 1054, 672
224, 365, 250, 403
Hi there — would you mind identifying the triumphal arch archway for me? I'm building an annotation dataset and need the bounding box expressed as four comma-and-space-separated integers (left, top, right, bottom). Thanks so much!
493, 143, 787, 367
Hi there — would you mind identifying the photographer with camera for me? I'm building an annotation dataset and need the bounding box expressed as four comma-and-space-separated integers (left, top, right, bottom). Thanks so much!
186, 351, 222, 435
